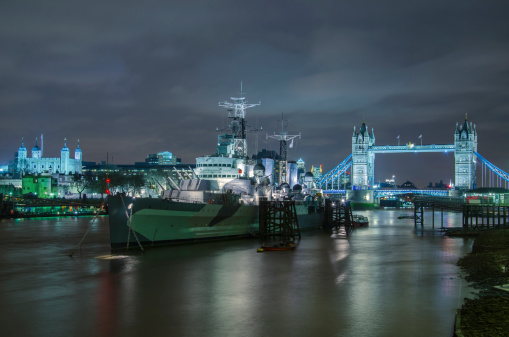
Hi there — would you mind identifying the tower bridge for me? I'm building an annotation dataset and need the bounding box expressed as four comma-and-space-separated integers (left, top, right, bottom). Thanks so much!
315, 116, 509, 199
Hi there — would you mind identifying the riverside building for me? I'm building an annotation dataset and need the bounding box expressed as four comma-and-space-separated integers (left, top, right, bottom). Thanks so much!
15, 137, 82, 175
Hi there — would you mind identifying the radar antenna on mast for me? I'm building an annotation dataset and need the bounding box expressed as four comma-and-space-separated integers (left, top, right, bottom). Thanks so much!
267, 112, 301, 186
217, 82, 261, 158
219, 81, 261, 119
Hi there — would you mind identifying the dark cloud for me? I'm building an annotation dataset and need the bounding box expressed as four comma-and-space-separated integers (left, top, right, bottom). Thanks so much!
1, 0, 508, 187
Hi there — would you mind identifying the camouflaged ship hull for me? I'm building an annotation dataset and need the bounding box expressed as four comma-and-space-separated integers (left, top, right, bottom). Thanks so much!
108, 195, 323, 249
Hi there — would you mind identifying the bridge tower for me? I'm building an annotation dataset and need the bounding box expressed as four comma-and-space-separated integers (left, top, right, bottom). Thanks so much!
351, 120, 375, 190
454, 115, 477, 190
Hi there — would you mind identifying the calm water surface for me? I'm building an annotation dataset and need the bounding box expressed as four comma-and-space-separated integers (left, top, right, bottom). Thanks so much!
0, 210, 475, 337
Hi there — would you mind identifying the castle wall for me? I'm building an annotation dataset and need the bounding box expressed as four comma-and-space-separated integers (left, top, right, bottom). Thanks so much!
15, 139, 82, 175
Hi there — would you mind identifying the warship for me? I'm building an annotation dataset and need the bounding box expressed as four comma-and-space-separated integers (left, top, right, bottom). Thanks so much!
108, 86, 324, 249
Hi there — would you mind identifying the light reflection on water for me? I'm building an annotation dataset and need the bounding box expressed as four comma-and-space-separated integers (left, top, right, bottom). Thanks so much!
0, 210, 474, 337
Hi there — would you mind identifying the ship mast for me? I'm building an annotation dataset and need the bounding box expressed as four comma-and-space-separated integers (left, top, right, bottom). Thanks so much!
267, 113, 301, 186
218, 82, 260, 158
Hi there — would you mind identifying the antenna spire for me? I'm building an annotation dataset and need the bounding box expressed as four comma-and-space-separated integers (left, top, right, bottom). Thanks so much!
266, 114, 301, 186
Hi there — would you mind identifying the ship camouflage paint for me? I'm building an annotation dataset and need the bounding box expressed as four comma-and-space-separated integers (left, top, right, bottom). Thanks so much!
108, 195, 323, 249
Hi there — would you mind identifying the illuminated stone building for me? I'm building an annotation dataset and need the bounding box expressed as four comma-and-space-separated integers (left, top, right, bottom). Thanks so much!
16, 137, 82, 175
454, 116, 477, 190
351, 120, 375, 190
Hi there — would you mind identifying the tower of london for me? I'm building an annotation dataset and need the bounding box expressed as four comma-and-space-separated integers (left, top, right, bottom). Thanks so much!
16, 137, 82, 175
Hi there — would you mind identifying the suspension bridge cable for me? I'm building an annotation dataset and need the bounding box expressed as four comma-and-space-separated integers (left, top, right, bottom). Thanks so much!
314, 154, 353, 189
474, 152, 509, 186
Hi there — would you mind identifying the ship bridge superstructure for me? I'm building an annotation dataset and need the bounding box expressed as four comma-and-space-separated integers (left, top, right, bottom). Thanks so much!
194, 84, 261, 190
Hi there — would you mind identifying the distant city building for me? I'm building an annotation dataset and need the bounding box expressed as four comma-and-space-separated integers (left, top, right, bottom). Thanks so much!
311, 164, 322, 180
400, 180, 417, 189
15, 137, 82, 175
427, 180, 449, 189
145, 154, 159, 165
145, 151, 179, 165
379, 175, 397, 188
296, 158, 306, 183
340, 172, 350, 189
21, 174, 58, 197
287, 161, 298, 188
0, 177, 21, 196
259, 158, 275, 184
252, 149, 280, 185
253, 149, 280, 160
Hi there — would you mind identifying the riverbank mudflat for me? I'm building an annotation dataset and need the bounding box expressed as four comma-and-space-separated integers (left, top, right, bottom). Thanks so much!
455, 230, 509, 336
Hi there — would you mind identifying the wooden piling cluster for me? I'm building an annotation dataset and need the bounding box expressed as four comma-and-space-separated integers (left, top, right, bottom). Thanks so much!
413, 196, 509, 230
325, 199, 353, 234
462, 204, 508, 229
259, 200, 301, 243
413, 196, 463, 228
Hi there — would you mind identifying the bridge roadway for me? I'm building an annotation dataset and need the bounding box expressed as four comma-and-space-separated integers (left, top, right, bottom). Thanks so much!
322, 189, 450, 197
369, 144, 455, 153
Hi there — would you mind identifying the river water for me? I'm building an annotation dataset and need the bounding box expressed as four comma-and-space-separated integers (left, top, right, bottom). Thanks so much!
0, 210, 474, 337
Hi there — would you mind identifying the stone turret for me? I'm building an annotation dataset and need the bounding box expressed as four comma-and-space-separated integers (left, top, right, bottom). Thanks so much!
454, 114, 477, 189
351, 120, 375, 190
75, 139, 82, 161
61, 138, 70, 174
17, 138, 27, 173
32, 138, 42, 159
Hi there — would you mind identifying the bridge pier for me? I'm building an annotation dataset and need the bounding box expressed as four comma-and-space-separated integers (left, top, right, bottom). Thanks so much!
346, 190, 374, 203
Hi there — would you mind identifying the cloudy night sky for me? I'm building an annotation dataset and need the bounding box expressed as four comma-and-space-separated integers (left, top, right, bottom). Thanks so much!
1, 0, 508, 188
